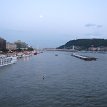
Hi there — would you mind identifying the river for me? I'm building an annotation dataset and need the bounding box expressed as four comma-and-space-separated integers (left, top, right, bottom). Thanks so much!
0, 51, 107, 107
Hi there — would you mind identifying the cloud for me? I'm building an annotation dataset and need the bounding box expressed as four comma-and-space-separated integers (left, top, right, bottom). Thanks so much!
85, 24, 96, 27
85, 24, 103, 28
97, 25, 102, 28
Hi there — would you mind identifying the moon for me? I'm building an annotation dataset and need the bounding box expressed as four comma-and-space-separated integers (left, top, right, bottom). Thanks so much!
40, 15, 43, 19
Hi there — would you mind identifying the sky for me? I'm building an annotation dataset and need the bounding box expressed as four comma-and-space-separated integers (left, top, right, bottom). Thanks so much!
0, 0, 107, 48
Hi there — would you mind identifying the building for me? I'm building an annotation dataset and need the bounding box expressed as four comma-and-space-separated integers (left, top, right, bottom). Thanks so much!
98, 47, 107, 51
88, 46, 107, 51
88, 47, 98, 51
0, 37, 6, 51
6, 42, 17, 51
15, 40, 28, 49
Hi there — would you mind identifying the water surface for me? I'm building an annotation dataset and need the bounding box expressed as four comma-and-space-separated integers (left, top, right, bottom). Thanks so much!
0, 51, 107, 107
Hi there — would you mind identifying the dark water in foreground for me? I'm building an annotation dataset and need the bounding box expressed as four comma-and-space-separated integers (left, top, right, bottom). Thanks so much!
0, 51, 107, 107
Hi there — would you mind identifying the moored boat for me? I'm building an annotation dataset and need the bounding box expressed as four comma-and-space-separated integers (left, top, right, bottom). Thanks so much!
71, 53, 97, 61
0, 55, 17, 67
34, 52, 37, 55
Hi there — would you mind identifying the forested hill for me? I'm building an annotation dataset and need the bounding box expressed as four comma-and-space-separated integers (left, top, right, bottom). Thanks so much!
57, 39, 107, 50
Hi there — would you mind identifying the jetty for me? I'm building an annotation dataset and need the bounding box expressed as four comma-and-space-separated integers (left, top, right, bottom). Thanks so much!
71, 53, 97, 61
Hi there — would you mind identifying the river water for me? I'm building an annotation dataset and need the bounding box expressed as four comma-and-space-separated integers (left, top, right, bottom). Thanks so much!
0, 51, 107, 107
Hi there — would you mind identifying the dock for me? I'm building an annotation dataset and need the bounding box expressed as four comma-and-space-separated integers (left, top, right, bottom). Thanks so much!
71, 53, 97, 61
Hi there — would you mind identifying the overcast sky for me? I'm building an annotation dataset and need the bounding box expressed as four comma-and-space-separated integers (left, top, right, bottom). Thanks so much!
0, 0, 107, 48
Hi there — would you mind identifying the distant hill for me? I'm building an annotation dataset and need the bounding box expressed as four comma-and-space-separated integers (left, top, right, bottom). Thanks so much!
57, 39, 107, 50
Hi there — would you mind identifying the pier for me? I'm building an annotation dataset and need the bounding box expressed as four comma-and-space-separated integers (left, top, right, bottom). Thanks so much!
71, 53, 97, 61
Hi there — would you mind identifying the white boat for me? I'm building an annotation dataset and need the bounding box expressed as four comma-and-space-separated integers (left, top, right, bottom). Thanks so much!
0, 55, 17, 67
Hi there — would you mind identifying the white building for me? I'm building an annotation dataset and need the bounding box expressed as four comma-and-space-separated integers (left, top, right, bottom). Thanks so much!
6, 42, 17, 51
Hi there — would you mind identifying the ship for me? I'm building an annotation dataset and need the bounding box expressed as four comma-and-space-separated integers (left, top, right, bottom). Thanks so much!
0, 55, 17, 67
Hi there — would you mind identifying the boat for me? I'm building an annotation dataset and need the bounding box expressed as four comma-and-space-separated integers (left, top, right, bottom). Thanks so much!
71, 53, 97, 61
33, 50, 38, 55
0, 55, 17, 67
55, 54, 58, 56
16, 53, 23, 59
34, 52, 37, 55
